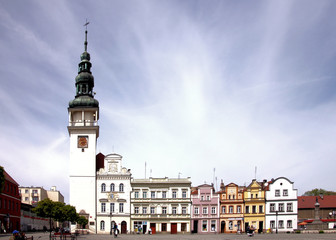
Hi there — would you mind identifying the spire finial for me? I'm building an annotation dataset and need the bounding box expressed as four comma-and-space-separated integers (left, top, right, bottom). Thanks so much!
83, 19, 90, 52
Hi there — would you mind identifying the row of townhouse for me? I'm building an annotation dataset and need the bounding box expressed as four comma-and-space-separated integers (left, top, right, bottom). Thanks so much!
191, 177, 298, 234
93, 153, 298, 234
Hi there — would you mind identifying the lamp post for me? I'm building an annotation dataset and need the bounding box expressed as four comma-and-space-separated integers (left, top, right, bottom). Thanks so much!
4, 214, 9, 233
275, 211, 278, 234
110, 210, 112, 235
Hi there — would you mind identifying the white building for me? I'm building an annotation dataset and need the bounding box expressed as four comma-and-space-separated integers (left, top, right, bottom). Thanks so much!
96, 153, 131, 234
130, 177, 192, 234
265, 177, 298, 232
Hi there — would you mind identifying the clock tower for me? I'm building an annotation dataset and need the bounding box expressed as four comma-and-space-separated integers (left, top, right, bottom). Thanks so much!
68, 27, 99, 232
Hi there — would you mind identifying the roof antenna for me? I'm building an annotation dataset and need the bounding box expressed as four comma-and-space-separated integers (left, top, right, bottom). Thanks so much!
83, 19, 90, 52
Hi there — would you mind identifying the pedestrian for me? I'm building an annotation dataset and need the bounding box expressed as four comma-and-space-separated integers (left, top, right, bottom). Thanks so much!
10, 230, 20, 240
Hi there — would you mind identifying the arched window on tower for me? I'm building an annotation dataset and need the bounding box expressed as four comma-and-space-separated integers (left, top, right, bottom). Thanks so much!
110, 183, 115, 192
119, 183, 124, 192
101, 183, 106, 192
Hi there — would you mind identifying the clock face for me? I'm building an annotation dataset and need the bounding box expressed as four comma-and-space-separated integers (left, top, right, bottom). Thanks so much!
78, 136, 88, 148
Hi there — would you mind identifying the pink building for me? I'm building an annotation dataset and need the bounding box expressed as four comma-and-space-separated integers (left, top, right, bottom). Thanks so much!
191, 184, 220, 234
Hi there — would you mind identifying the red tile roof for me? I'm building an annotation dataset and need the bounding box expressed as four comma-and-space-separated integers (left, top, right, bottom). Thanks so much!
298, 195, 336, 209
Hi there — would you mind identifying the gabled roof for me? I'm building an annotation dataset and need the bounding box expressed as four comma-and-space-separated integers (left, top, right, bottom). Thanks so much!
4, 170, 19, 185
298, 195, 336, 209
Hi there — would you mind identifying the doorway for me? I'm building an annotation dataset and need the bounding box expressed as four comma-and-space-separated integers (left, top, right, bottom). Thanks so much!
121, 221, 127, 234
193, 220, 198, 233
150, 223, 156, 234
221, 221, 225, 233
171, 223, 177, 234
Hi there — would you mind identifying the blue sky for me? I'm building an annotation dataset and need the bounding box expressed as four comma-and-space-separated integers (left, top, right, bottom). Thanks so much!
1, 0, 336, 203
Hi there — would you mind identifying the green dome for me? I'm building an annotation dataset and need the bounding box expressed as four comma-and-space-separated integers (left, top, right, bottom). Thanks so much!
75, 72, 94, 84
69, 95, 99, 108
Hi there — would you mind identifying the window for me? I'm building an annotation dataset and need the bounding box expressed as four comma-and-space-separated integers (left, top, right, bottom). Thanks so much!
162, 206, 167, 214
181, 223, 187, 231
142, 207, 147, 214
232, 195, 235, 200
279, 220, 284, 228
110, 203, 114, 213
25, 189, 28, 193
101, 183, 106, 192
259, 205, 263, 213
229, 221, 233, 230
211, 207, 216, 214
110, 183, 115, 192
32, 189, 38, 194
203, 207, 208, 214
287, 203, 293, 212
134, 206, 139, 214
283, 189, 288, 196
206, 195, 210, 200
150, 207, 155, 214
202, 220, 207, 231
270, 203, 275, 212
287, 220, 292, 228
172, 207, 177, 214
100, 221, 105, 230
245, 206, 250, 214
275, 190, 280, 197
194, 207, 199, 214
251, 194, 253, 198
172, 191, 177, 198
211, 220, 216, 231
252, 205, 256, 213
134, 191, 139, 198
119, 203, 124, 213
119, 183, 124, 192
101, 203, 106, 213
25, 197, 28, 201
270, 220, 275, 228
222, 206, 226, 214
229, 206, 233, 213
279, 203, 284, 212
256, 194, 258, 198
151, 191, 155, 199
162, 191, 167, 198
0, 198, 1, 209
182, 191, 187, 198
201, 195, 204, 201
161, 223, 167, 231
237, 206, 241, 213
143, 191, 147, 199
182, 207, 187, 214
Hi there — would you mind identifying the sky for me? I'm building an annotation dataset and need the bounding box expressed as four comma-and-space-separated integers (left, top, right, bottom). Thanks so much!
1, 0, 336, 204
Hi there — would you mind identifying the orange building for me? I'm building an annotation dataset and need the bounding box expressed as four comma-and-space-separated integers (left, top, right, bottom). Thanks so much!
219, 182, 245, 233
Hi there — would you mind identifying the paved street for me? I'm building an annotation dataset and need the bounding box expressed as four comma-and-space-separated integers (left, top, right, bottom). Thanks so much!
1, 232, 336, 240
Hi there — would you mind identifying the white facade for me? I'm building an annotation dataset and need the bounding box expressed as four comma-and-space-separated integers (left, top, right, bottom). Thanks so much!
265, 177, 298, 232
96, 154, 131, 234
68, 107, 99, 233
131, 177, 192, 234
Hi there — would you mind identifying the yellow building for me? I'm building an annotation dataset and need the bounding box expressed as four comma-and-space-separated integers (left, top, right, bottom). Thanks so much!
243, 179, 266, 233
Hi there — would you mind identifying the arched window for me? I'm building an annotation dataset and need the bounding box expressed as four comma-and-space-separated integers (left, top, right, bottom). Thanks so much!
110, 183, 115, 192
101, 183, 106, 192
119, 183, 124, 192
100, 220, 105, 230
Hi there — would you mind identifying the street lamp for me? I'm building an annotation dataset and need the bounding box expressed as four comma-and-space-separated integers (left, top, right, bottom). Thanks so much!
110, 210, 112, 235
275, 211, 278, 234
4, 214, 9, 233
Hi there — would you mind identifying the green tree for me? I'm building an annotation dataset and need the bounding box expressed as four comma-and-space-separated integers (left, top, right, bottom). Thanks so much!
77, 216, 88, 229
303, 188, 336, 196
0, 166, 5, 193
33, 198, 55, 239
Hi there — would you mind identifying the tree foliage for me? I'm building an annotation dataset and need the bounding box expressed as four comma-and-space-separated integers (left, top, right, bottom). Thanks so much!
77, 216, 88, 229
34, 198, 79, 223
303, 188, 336, 196
0, 166, 5, 193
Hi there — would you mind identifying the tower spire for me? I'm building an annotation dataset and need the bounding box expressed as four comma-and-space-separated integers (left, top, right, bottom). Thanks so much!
84, 19, 89, 52
68, 21, 99, 108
